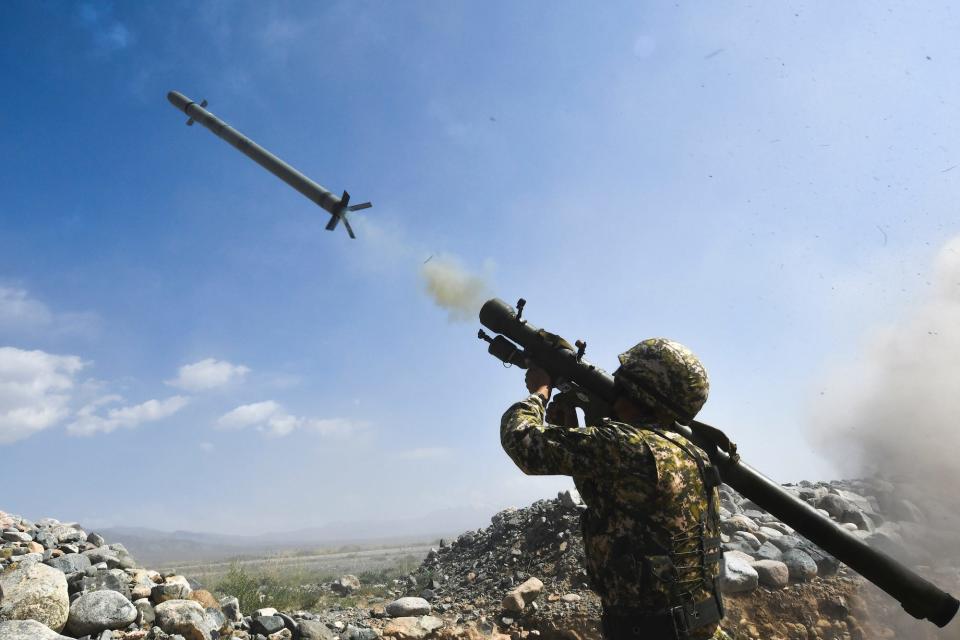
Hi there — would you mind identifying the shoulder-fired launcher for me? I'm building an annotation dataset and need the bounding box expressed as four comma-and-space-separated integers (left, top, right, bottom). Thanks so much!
478, 297, 959, 629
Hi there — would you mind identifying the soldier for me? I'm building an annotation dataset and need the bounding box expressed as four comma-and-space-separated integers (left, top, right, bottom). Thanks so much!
500, 338, 729, 640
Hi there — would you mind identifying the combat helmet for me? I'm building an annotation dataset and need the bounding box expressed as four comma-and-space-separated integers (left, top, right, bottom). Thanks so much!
613, 338, 709, 423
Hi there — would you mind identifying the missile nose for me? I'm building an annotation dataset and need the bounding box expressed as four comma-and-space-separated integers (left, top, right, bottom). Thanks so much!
167, 90, 191, 112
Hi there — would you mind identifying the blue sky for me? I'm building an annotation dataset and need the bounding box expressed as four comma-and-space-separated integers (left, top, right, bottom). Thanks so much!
2, 1, 959, 534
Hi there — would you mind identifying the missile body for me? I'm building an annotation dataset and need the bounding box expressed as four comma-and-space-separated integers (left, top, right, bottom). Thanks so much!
167, 90, 370, 238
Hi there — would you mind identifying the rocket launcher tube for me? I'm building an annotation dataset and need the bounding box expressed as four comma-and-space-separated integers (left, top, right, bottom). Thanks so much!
478, 297, 959, 628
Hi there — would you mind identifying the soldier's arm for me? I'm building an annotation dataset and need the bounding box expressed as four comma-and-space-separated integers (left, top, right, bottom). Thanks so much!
500, 394, 654, 477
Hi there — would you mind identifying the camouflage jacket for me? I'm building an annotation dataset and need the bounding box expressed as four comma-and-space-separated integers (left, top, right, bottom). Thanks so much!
501, 394, 724, 638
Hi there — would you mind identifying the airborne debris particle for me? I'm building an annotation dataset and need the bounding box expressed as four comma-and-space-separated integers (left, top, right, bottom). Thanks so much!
875, 225, 888, 246
942, 164, 957, 173
704, 48, 725, 59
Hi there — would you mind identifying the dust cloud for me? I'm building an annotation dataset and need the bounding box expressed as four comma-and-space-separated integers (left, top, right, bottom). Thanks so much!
810, 236, 960, 638
811, 235, 960, 510
420, 254, 492, 322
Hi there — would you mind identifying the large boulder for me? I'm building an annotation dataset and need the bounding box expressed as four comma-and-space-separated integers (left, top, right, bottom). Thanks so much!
154, 599, 212, 640
64, 590, 137, 636
0, 619, 71, 639
0, 561, 70, 632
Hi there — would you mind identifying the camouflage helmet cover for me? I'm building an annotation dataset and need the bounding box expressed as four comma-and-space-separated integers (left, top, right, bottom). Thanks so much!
614, 338, 709, 423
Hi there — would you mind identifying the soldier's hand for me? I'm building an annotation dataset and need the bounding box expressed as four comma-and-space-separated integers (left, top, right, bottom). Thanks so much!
546, 395, 580, 427
525, 366, 552, 399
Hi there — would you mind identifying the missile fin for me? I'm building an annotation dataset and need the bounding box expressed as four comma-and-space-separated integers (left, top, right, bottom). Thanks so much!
342, 216, 356, 239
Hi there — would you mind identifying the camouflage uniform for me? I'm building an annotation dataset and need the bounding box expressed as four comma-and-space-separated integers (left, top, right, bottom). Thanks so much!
500, 339, 730, 640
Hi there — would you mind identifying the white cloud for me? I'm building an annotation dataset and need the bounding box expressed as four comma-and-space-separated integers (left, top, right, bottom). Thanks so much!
0, 287, 53, 329
216, 401, 362, 438
0, 347, 85, 444
0, 286, 99, 338
217, 400, 280, 429
167, 358, 250, 392
199, 441, 214, 452
67, 396, 188, 436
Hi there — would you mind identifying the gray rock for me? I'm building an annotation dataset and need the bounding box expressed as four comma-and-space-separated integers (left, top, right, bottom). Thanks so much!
0, 619, 71, 639
250, 615, 285, 635
277, 612, 297, 633
219, 596, 241, 622
385, 597, 431, 617
135, 599, 155, 626
331, 574, 361, 595
203, 608, 227, 635
154, 599, 212, 640
719, 551, 758, 594
801, 545, 840, 576
770, 534, 801, 551
758, 526, 783, 540
781, 548, 818, 581
299, 619, 338, 640
753, 541, 783, 562
151, 583, 191, 604
1, 532, 31, 543
835, 489, 873, 514
83, 548, 122, 569
721, 540, 757, 556
815, 494, 852, 519
721, 515, 759, 534
34, 532, 57, 550
840, 509, 874, 531
752, 560, 789, 588
44, 553, 90, 573
77, 569, 131, 600
0, 561, 70, 632
742, 509, 767, 521
732, 531, 760, 550
343, 623, 379, 640
65, 590, 137, 636
87, 533, 106, 547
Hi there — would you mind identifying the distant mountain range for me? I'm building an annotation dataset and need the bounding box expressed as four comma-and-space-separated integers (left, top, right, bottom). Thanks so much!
98, 505, 494, 566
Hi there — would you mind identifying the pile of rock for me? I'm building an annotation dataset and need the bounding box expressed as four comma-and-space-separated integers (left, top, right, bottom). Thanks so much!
1, 473, 952, 640
715, 476, 945, 595
0, 510, 333, 639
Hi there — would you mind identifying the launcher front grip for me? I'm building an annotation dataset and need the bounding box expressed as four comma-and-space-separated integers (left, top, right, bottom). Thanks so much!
478, 297, 960, 628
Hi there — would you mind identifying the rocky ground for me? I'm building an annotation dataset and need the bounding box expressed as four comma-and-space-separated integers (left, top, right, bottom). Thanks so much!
2, 476, 958, 640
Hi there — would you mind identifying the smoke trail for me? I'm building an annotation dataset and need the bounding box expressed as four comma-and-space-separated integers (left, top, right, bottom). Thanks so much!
350, 217, 494, 321
420, 254, 492, 322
